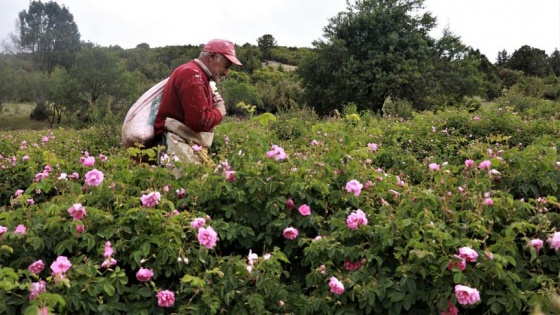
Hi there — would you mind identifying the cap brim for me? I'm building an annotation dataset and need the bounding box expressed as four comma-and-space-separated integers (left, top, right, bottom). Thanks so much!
224, 54, 242, 66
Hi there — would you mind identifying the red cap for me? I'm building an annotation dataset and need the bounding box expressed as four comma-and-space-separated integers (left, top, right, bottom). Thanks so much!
203, 39, 242, 66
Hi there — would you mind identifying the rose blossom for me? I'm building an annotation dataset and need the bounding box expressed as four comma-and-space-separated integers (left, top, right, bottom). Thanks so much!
198, 226, 218, 249
136, 267, 154, 282
141, 191, 161, 208
80, 156, 95, 167
346, 209, 368, 229
28, 260, 45, 274
190, 217, 206, 229
68, 203, 86, 220
84, 169, 104, 186
29, 280, 46, 300
454, 284, 480, 305
14, 224, 27, 235
478, 160, 491, 170
298, 204, 311, 216
547, 231, 560, 251
283, 227, 299, 240
447, 255, 466, 271
50, 256, 72, 275
345, 180, 363, 196
285, 198, 295, 210
458, 247, 478, 262
530, 239, 544, 251
440, 300, 459, 315
156, 290, 175, 307
429, 163, 440, 171
328, 276, 345, 295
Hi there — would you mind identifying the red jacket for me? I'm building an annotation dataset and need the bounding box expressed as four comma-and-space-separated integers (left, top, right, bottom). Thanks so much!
154, 60, 222, 135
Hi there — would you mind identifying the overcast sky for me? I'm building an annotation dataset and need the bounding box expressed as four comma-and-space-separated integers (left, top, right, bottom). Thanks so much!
1, 0, 558, 62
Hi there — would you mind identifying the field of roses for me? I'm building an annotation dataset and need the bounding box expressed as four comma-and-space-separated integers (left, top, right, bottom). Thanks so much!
2, 99, 560, 314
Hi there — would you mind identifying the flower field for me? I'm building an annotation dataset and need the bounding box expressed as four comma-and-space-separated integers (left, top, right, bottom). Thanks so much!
2, 103, 560, 314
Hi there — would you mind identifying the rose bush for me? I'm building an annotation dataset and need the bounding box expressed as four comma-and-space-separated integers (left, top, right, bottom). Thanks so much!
1, 104, 560, 314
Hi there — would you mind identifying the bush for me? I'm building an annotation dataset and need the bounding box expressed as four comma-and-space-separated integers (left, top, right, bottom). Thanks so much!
3, 105, 560, 314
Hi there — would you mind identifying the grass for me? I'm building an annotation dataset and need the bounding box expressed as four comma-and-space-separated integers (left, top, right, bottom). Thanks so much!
0, 103, 74, 131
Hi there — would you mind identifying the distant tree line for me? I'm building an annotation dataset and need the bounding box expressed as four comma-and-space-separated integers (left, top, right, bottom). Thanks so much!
1, 0, 559, 126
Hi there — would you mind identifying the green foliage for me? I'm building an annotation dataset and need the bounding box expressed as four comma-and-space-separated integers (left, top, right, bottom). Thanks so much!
3, 103, 560, 314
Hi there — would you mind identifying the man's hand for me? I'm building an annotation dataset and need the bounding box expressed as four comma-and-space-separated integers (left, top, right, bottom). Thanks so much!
213, 92, 226, 117
214, 100, 226, 117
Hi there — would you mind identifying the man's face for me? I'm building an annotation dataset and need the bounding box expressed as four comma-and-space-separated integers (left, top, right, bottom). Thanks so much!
209, 54, 232, 82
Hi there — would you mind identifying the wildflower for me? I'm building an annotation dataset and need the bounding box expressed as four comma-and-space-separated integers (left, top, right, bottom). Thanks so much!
198, 226, 218, 249
454, 284, 480, 305
484, 198, 494, 206
282, 227, 298, 240
156, 290, 175, 307
345, 179, 363, 196
298, 204, 311, 216
429, 163, 440, 171
367, 143, 378, 152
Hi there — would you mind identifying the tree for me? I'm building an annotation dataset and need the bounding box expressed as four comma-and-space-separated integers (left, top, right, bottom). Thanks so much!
257, 34, 277, 61
507, 45, 551, 77
549, 49, 560, 77
70, 46, 139, 119
496, 49, 509, 67
16, 1, 81, 73
298, 0, 436, 115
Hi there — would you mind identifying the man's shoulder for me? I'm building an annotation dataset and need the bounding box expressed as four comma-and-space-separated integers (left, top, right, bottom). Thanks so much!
172, 61, 206, 81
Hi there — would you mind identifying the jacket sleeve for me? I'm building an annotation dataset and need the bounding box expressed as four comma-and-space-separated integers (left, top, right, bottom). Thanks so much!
176, 71, 223, 133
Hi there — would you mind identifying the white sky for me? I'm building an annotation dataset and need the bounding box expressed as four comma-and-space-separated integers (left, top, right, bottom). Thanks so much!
1, 0, 559, 62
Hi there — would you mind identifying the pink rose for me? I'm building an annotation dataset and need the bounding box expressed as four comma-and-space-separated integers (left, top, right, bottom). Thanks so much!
28, 260, 45, 274
285, 198, 295, 210
283, 227, 299, 240
367, 143, 378, 152
267, 145, 287, 161
429, 163, 440, 171
458, 247, 478, 262
104, 241, 114, 258
447, 255, 466, 271
547, 232, 560, 251
80, 156, 95, 167
328, 276, 345, 295
50, 256, 72, 275
530, 239, 544, 251
346, 209, 368, 229
345, 180, 363, 196
190, 217, 206, 229
14, 224, 27, 235
464, 159, 476, 168
68, 203, 86, 220
141, 191, 161, 208
136, 267, 154, 282
454, 284, 480, 305
478, 160, 491, 170
198, 226, 218, 249
29, 280, 46, 300
101, 258, 117, 268
298, 204, 311, 216
440, 300, 459, 315
84, 169, 104, 186
76, 224, 85, 235
156, 290, 175, 308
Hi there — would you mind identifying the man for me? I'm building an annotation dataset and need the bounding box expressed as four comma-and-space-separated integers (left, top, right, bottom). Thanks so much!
153, 39, 242, 168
